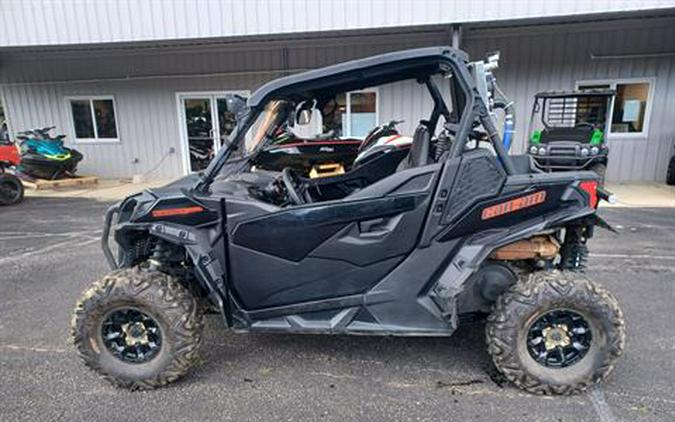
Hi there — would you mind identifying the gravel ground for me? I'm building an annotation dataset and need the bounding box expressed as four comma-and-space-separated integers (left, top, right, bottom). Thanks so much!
0, 196, 674, 422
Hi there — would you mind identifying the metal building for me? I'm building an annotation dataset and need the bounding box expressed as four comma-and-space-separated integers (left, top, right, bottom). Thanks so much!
1, 1, 674, 182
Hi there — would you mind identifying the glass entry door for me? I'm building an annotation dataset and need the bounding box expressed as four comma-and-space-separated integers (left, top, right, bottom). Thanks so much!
179, 93, 244, 173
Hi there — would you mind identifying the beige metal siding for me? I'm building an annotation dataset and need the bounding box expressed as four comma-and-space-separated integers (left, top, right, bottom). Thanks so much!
0, 32, 449, 178
1, 75, 271, 178
2, 17, 673, 182
2, 0, 675, 47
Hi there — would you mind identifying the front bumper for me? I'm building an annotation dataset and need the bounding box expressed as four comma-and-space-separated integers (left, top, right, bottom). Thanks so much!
102, 203, 121, 269
529, 142, 607, 171
530, 155, 604, 170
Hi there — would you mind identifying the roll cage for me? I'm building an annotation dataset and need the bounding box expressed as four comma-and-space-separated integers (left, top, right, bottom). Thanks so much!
530, 90, 616, 131
194, 46, 516, 192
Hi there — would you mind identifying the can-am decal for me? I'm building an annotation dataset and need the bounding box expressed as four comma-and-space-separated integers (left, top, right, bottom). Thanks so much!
481, 191, 546, 220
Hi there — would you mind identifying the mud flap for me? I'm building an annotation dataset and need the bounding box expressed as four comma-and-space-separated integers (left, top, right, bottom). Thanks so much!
429, 245, 485, 329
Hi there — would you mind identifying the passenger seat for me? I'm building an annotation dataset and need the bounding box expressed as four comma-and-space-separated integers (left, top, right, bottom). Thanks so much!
397, 124, 430, 170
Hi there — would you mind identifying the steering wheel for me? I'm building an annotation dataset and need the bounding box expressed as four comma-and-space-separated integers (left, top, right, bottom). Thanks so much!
282, 167, 308, 205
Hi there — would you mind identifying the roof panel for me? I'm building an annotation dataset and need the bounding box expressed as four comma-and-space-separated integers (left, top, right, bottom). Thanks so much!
1, 0, 674, 47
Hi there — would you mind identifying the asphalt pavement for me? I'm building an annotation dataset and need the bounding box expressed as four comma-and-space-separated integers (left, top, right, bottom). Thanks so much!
0, 196, 674, 422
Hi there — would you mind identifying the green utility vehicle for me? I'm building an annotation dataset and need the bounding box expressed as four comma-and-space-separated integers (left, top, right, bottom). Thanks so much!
527, 90, 615, 185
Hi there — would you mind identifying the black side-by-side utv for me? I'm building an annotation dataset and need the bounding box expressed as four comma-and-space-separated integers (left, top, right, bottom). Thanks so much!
527, 90, 615, 185
71, 47, 625, 395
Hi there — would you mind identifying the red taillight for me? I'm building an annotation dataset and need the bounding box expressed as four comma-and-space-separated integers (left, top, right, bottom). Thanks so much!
579, 180, 599, 208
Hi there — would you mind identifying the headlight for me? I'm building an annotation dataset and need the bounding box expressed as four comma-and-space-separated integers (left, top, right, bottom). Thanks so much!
538, 147, 547, 155
530, 145, 539, 154
590, 146, 599, 155
580, 148, 589, 156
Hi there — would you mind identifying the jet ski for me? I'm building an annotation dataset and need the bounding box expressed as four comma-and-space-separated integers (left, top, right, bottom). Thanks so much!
16, 127, 83, 180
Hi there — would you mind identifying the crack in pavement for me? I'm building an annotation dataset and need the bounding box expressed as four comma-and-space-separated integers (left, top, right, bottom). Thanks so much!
588, 387, 617, 422
0, 344, 68, 353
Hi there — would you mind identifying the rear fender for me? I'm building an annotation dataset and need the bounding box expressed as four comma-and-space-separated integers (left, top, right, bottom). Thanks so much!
430, 203, 595, 318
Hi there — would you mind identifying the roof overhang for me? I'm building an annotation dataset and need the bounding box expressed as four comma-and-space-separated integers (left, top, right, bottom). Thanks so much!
1, 7, 673, 56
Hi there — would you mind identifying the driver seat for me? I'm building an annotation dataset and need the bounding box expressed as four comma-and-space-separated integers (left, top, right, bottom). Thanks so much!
397, 123, 430, 170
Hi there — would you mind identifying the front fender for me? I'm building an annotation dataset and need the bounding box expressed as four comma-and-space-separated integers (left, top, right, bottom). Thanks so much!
102, 203, 121, 269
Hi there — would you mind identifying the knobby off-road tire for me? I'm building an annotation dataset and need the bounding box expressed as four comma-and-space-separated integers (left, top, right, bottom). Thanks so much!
0, 173, 24, 205
71, 267, 203, 390
486, 271, 625, 395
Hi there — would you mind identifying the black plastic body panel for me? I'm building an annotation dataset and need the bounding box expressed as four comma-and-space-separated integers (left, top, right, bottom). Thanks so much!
441, 149, 506, 224
228, 166, 436, 309
439, 183, 569, 241
229, 246, 405, 309
231, 194, 425, 262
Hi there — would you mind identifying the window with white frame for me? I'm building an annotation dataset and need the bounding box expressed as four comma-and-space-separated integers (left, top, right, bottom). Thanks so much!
67, 97, 119, 142
322, 90, 378, 138
577, 80, 653, 137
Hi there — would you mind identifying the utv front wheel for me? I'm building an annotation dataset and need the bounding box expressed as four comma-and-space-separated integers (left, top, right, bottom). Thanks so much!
71, 267, 203, 390
486, 271, 625, 395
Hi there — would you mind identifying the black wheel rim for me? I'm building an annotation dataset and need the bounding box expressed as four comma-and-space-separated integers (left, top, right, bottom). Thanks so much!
101, 308, 162, 364
526, 309, 592, 368
0, 180, 20, 202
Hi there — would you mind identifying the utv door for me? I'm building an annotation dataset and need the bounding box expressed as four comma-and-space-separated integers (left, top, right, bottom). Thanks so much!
228, 165, 440, 309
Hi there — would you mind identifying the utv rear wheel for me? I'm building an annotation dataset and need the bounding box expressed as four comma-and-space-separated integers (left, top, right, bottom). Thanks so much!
486, 271, 625, 395
71, 267, 203, 390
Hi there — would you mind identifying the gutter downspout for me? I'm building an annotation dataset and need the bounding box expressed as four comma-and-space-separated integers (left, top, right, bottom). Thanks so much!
451, 24, 462, 49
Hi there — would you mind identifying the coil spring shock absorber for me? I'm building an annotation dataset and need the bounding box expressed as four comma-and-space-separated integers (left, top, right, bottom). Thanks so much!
560, 227, 589, 271
148, 238, 172, 270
